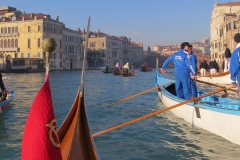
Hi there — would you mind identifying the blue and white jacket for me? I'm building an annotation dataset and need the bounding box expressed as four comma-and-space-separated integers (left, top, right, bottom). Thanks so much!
230, 43, 240, 84
162, 49, 197, 76
188, 53, 198, 76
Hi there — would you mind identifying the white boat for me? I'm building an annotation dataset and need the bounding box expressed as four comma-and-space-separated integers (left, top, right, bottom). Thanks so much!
155, 71, 240, 145
197, 71, 232, 84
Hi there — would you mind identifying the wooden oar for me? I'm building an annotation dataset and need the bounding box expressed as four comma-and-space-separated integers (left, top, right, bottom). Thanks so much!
93, 87, 231, 137
107, 82, 173, 106
196, 80, 238, 93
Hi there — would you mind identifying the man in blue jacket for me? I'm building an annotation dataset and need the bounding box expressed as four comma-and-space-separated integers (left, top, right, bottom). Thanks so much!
230, 33, 240, 94
189, 45, 198, 98
160, 42, 197, 100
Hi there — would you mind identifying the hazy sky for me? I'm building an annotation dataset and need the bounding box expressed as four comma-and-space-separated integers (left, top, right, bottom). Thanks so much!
2, 0, 234, 50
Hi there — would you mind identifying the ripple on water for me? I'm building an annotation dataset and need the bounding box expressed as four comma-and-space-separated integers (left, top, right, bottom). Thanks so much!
1, 69, 240, 159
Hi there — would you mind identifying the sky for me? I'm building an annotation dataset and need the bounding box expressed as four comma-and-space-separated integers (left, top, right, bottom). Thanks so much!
2, 0, 236, 50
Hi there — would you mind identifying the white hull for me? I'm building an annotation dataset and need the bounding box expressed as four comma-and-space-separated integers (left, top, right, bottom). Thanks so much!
197, 72, 231, 84
157, 91, 240, 145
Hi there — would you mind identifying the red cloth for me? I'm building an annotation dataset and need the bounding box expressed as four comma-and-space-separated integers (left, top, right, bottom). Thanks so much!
21, 75, 62, 160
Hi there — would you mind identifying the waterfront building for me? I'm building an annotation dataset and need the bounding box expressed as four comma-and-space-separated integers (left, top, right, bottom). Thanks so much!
62, 28, 83, 70
0, 6, 83, 72
210, 2, 240, 65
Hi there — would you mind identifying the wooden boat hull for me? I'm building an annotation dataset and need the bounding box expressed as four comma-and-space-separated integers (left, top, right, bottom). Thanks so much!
140, 67, 152, 72
197, 71, 231, 84
155, 71, 240, 145
57, 90, 98, 159
122, 71, 137, 77
113, 72, 123, 75
0, 91, 15, 112
102, 71, 113, 74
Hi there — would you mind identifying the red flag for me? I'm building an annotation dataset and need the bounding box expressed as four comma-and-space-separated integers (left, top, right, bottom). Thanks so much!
21, 75, 62, 160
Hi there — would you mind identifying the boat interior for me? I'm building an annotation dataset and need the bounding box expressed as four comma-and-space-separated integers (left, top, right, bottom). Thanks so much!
164, 83, 240, 110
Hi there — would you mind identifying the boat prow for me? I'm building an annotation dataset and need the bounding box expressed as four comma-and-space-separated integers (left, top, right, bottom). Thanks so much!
197, 71, 231, 84
58, 89, 98, 159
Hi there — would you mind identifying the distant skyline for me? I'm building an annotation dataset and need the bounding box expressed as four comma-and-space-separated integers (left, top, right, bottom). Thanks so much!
1, 0, 234, 50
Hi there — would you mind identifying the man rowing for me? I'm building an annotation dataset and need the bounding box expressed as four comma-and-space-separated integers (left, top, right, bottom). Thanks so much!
160, 42, 197, 100
230, 33, 240, 97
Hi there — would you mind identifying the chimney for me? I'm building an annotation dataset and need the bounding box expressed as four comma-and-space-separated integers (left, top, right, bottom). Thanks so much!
22, 16, 24, 21
128, 38, 131, 42
77, 28, 80, 33
34, 15, 37, 20
30, 13, 33, 18
56, 16, 59, 21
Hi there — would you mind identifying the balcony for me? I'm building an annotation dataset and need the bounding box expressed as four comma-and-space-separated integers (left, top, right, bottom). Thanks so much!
0, 47, 19, 52
0, 32, 19, 37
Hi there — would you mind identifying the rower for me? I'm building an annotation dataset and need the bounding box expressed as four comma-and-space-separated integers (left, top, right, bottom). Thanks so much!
199, 59, 208, 76
0, 73, 7, 101
208, 59, 219, 75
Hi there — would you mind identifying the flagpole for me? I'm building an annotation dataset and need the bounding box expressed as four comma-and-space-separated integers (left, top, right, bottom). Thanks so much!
80, 17, 91, 97
42, 38, 57, 81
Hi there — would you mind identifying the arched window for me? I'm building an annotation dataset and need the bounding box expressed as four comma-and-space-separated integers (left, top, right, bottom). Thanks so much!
60, 40, 62, 48
15, 39, 18, 48
28, 39, 31, 48
11, 39, 14, 48
0, 40, 2, 48
37, 38, 40, 48
8, 39, 10, 48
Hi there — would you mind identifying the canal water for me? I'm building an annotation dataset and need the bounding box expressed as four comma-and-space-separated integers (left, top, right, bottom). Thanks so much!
0, 69, 240, 160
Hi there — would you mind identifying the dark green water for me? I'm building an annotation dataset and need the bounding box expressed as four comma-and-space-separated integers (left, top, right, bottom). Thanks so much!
0, 70, 240, 160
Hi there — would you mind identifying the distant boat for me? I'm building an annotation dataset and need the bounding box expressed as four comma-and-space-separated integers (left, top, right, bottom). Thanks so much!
197, 71, 231, 84
123, 71, 137, 77
140, 66, 152, 72
102, 71, 113, 74
0, 91, 15, 113
155, 71, 240, 145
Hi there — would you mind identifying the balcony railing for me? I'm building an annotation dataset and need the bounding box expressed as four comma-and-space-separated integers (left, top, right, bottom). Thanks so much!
0, 47, 19, 52
0, 32, 19, 37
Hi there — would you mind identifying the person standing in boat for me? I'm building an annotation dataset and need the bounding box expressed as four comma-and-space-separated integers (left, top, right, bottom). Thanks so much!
160, 42, 197, 100
224, 44, 231, 72
230, 33, 240, 93
208, 59, 219, 75
0, 73, 7, 101
114, 62, 120, 73
199, 59, 208, 76
189, 45, 198, 98
123, 62, 129, 74
105, 64, 109, 73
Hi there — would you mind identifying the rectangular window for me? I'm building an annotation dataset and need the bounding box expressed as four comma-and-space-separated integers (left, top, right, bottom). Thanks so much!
60, 28, 62, 34
28, 53, 30, 58
50, 27, 52, 33
8, 27, 11, 33
21, 53, 24, 58
60, 61, 62, 67
44, 26, 46, 32
38, 52, 40, 58
15, 53, 18, 58
28, 26, 31, 32
38, 25, 41, 32
53, 27, 55, 33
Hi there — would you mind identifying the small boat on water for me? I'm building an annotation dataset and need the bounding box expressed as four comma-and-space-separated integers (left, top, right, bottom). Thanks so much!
113, 71, 123, 75
140, 66, 152, 72
123, 71, 137, 77
197, 71, 231, 84
0, 91, 15, 113
102, 71, 113, 74
155, 71, 240, 145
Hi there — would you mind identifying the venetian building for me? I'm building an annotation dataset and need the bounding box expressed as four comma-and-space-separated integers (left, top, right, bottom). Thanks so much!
0, 6, 65, 72
62, 28, 83, 70
210, 2, 240, 65
83, 30, 123, 68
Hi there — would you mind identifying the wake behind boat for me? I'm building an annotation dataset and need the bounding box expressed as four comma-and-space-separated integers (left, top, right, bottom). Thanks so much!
155, 71, 240, 145
197, 71, 231, 84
